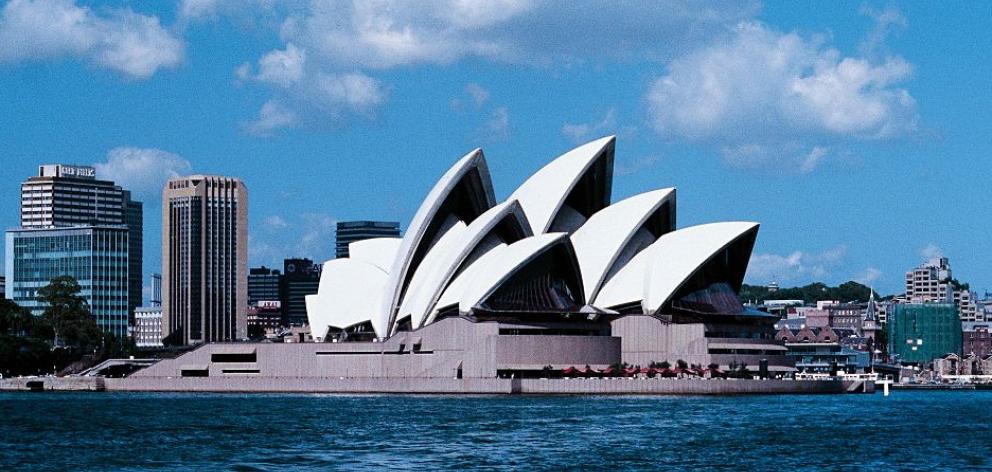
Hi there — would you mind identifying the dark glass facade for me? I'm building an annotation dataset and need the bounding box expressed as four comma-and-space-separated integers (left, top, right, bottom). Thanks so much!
335, 221, 400, 258
248, 266, 281, 305
281, 258, 320, 326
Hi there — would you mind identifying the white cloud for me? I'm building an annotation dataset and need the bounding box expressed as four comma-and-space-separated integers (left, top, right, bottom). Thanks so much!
859, 5, 907, 58
311, 72, 386, 112
244, 99, 298, 136
799, 146, 829, 174
93, 147, 192, 199
721, 142, 831, 173
298, 212, 336, 257
562, 108, 617, 143
0, 0, 183, 79
856, 267, 883, 285
920, 243, 944, 260
254, 43, 305, 87
465, 83, 490, 108
179, 0, 222, 21
483, 106, 510, 142
206, 1, 757, 134
271, 1, 756, 69
746, 245, 847, 284
262, 215, 289, 229
647, 21, 916, 142
241, 42, 387, 134
451, 83, 492, 112
251, 212, 337, 266
647, 20, 917, 173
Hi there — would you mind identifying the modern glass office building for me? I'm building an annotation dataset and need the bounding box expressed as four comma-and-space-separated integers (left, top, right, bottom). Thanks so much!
888, 303, 962, 363
4, 226, 131, 338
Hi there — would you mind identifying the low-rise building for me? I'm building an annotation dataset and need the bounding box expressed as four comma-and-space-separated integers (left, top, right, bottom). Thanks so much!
775, 325, 870, 373
134, 307, 164, 348
935, 353, 986, 376
805, 303, 863, 331
962, 322, 992, 358
247, 300, 283, 334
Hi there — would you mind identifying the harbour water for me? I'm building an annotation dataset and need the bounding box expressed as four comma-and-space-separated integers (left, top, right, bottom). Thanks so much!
1, 391, 990, 471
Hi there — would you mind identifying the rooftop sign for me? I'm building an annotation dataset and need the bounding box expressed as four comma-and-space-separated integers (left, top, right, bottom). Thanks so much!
39, 164, 97, 179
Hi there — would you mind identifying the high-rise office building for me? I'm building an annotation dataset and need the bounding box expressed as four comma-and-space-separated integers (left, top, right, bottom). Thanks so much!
162, 175, 248, 345
281, 258, 320, 326
248, 266, 281, 305
5, 226, 131, 338
6, 164, 141, 337
21, 164, 124, 227
150, 273, 162, 306
335, 220, 400, 258
124, 190, 143, 319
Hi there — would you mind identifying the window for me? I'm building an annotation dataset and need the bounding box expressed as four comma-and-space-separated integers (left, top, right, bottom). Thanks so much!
181, 368, 209, 377
211, 352, 256, 363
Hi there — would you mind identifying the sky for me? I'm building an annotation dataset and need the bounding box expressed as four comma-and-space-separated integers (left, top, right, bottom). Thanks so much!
0, 0, 990, 298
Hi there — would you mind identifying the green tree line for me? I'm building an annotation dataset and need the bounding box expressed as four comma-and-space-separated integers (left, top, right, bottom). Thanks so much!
0, 276, 134, 376
739, 281, 879, 304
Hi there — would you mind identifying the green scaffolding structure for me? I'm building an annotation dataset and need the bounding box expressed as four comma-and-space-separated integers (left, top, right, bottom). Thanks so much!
888, 303, 961, 364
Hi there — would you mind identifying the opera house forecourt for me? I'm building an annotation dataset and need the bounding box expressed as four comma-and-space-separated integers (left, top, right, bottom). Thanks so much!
118, 136, 848, 394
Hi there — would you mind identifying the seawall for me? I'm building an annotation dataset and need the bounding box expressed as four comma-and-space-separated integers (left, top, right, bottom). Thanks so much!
1, 376, 105, 391
105, 376, 847, 395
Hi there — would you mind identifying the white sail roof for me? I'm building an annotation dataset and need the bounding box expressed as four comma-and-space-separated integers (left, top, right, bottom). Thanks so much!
306, 259, 389, 340
433, 242, 508, 319
643, 222, 759, 314
595, 222, 759, 312
458, 233, 580, 313
397, 201, 532, 330
379, 149, 496, 332
348, 237, 402, 272
508, 136, 614, 234
570, 188, 675, 302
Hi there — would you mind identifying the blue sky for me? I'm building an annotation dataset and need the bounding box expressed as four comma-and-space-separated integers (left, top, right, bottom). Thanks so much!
0, 0, 990, 297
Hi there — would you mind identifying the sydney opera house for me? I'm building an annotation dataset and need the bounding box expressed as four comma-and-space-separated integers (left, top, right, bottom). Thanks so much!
125, 137, 816, 394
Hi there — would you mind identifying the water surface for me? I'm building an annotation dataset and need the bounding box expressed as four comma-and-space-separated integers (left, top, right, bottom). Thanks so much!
1, 391, 989, 471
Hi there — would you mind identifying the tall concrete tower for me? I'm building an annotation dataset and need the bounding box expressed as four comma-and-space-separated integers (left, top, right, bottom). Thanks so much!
162, 175, 248, 345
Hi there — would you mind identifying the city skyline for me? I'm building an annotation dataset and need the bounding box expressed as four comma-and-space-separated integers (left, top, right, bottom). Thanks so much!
0, 2, 990, 296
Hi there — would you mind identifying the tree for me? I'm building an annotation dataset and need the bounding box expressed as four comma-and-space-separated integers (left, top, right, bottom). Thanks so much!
0, 299, 35, 336
0, 299, 53, 376
37, 276, 101, 350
